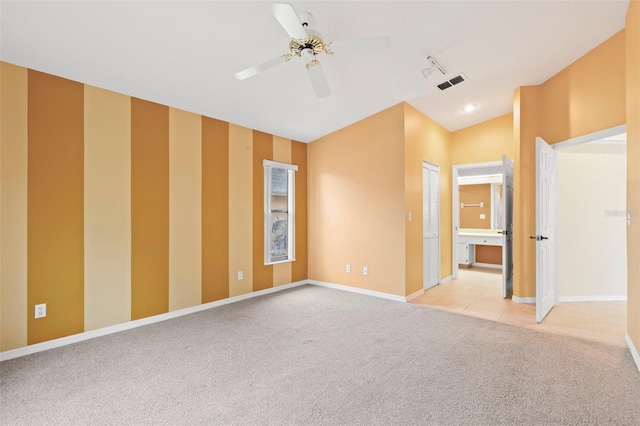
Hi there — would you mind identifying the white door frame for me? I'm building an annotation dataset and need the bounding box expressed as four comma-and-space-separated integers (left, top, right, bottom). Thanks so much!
452, 161, 503, 279
423, 161, 440, 289
536, 124, 627, 312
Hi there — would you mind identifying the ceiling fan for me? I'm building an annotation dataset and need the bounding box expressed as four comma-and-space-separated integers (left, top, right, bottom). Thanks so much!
233, 3, 391, 98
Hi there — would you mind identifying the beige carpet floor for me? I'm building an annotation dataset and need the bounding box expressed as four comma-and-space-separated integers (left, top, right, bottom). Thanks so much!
1, 285, 639, 425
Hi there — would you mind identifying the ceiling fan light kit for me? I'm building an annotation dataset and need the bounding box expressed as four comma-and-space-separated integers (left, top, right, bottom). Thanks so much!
233, 3, 391, 99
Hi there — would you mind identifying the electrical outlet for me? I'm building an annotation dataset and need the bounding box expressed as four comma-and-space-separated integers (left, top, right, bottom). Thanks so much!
480, 214, 486, 219
363, 267, 368, 276
35, 303, 46, 319
346, 264, 351, 273
237, 271, 244, 280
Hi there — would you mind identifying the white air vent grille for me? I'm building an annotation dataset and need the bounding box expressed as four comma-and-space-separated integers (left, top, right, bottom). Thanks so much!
437, 74, 467, 90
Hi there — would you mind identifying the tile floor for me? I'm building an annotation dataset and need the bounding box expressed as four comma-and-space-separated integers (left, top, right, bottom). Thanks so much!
409, 267, 627, 347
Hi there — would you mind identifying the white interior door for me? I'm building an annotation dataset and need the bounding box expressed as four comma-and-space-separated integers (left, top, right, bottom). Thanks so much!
535, 137, 557, 322
502, 155, 514, 298
423, 163, 440, 290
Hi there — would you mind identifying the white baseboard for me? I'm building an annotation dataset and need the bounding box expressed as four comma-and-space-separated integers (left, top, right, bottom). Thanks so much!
0, 280, 307, 362
626, 334, 640, 373
559, 295, 627, 303
472, 262, 502, 270
440, 275, 453, 284
307, 279, 406, 302
512, 296, 536, 304
405, 289, 424, 302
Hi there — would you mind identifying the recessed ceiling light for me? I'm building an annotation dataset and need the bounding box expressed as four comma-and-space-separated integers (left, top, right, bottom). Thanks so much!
462, 103, 478, 113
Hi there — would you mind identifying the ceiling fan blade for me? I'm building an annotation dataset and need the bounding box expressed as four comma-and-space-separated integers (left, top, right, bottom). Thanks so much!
272, 3, 308, 40
233, 54, 290, 80
307, 63, 331, 98
328, 36, 391, 54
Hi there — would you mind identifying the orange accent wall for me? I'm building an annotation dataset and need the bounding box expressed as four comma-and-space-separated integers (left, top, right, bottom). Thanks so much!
476, 246, 502, 265
202, 117, 229, 303
308, 104, 406, 296
404, 103, 452, 296
27, 70, 85, 344
459, 184, 492, 229
252, 131, 273, 291
0, 62, 309, 353
539, 31, 626, 144
130, 98, 169, 320
451, 113, 514, 165
291, 141, 308, 283
512, 31, 626, 299
626, 0, 640, 352
512, 86, 540, 298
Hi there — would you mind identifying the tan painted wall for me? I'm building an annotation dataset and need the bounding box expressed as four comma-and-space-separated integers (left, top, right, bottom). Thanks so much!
308, 104, 406, 296
404, 103, 452, 296
625, 0, 640, 354
84, 86, 131, 331
451, 113, 514, 165
557, 147, 627, 298
0, 63, 28, 350
0, 62, 307, 351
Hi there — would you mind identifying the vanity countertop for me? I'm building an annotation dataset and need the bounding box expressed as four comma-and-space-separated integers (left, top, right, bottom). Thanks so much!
458, 229, 503, 246
459, 228, 502, 237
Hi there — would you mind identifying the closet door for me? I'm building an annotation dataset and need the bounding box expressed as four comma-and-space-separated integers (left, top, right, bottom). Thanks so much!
423, 163, 440, 289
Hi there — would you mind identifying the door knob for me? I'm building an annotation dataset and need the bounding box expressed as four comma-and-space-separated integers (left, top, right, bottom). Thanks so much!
529, 235, 549, 241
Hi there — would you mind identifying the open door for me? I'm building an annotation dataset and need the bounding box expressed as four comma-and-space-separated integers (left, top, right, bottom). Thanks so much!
535, 137, 557, 322
501, 155, 514, 298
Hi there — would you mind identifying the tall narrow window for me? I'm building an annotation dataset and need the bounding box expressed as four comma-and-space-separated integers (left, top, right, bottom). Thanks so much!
264, 160, 297, 264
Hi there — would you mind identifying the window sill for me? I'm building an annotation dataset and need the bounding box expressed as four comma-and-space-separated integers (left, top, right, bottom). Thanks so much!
265, 258, 296, 266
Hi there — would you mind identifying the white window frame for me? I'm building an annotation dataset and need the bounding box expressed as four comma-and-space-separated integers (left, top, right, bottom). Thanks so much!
263, 160, 297, 265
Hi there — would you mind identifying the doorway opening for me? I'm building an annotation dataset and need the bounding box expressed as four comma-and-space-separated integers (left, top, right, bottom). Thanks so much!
535, 125, 627, 336
451, 158, 513, 299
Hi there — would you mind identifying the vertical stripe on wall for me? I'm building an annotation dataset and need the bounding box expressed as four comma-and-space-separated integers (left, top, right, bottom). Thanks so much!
253, 131, 274, 291
27, 70, 84, 344
202, 117, 229, 303
228, 124, 253, 297
272, 136, 292, 286
0, 62, 28, 350
131, 98, 169, 320
291, 141, 308, 283
169, 108, 202, 311
84, 86, 132, 331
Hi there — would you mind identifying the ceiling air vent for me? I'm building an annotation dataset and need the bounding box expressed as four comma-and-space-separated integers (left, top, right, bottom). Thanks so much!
436, 73, 467, 91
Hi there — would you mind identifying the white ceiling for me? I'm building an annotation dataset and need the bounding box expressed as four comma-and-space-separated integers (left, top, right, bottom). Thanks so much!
0, 1, 629, 143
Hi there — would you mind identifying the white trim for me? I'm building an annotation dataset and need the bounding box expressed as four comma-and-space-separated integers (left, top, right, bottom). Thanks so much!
262, 159, 298, 171
440, 275, 453, 284
551, 125, 627, 151
512, 296, 536, 304
454, 160, 503, 171
423, 161, 441, 290
458, 174, 503, 185
559, 295, 627, 303
472, 262, 502, 270
0, 280, 307, 362
405, 289, 424, 302
626, 334, 640, 373
307, 279, 406, 302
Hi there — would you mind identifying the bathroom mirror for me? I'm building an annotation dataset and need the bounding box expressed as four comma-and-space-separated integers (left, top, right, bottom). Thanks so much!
458, 174, 504, 230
